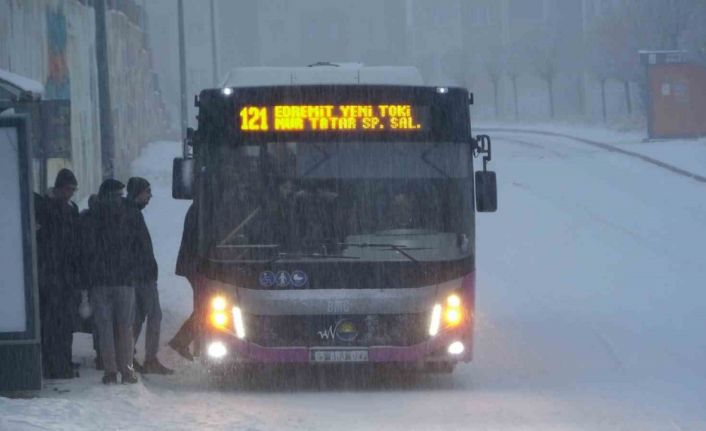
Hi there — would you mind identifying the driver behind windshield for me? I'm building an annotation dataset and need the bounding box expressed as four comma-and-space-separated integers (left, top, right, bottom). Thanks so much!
260, 178, 338, 253
387, 192, 420, 230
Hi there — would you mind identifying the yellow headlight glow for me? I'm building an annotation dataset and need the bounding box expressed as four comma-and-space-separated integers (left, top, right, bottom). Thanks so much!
211, 311, 230, 328
444, 308, 463, 326
211, 296, 227, 311
447, 294, 461, 308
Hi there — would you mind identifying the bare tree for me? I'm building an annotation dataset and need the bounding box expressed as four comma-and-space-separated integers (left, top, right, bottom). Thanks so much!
527, 28, 560, 119
503, 42, 526, 121
482, 41, 504, 119
585, 7, 642, 120
680, 2, 706, 66
610, 0, 701, 115
633, 0, 695, 50
585, 22, 611, 122
441, 47, 471, 87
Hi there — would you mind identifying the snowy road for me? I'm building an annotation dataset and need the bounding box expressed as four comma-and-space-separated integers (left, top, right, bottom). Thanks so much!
2, 131, 706, 430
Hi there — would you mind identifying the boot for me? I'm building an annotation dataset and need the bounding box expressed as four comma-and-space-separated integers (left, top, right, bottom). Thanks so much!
121, 368, 139, 384
133, 359, 144, 373
168, 339, 194, 362
102, 372, 118, 385
142, 358, 175, 375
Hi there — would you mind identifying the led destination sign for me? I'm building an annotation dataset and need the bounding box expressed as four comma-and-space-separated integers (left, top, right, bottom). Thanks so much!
238, 104, 427, 133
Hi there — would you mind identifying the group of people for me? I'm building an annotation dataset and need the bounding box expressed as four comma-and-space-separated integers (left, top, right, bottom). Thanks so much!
36, 168, 173, 385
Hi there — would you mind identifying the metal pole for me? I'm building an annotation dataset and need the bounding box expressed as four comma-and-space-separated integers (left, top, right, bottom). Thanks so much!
95, 0, 115, 179
210, 0, 220, 86
178, 0, 188, 142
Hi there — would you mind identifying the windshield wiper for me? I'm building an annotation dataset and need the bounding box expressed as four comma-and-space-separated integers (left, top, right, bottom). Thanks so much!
218, 207, 261, 246
267, 252, 360, 265
337, 242, 430, 265
421, 145, 451, 179
301, 143, 332, 177
209, 251, 359, 265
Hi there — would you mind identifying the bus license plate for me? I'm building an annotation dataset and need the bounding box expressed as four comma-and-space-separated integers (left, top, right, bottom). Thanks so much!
311, 349, 369, 363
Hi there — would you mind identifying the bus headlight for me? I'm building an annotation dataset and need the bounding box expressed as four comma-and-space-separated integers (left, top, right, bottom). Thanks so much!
448, 341, 465, 355
444, 294, 464, 326
232, 306, 246, 339
207, 341, 228, 359
210, 295, 231, 329
429, 294, 465, 337
429, 304, 442, 336
208, 295, 246, 339
210, 310, 230, 328
212, 296, 227, 311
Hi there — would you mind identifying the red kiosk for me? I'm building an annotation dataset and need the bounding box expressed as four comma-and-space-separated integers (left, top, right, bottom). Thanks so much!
641, 50, 706, 139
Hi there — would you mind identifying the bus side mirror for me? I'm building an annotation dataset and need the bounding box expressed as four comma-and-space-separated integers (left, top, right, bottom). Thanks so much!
475, 171, 497, 212
172, 157, 194, 200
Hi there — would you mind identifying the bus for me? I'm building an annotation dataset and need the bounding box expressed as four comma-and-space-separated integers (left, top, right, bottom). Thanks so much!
172, 64, 497, 374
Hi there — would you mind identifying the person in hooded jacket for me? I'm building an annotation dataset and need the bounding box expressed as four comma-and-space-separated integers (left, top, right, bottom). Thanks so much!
80, 179, 141, 384
126, 177, 173, 375
168, 202, 202, 361
36, 168, 81, 379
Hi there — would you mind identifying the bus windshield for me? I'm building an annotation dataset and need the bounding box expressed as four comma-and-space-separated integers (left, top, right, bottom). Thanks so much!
203, 140, 474, 263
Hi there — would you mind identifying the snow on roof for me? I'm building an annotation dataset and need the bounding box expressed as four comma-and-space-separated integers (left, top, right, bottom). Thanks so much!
0, 68, 44, 96
222, 64, 424, 88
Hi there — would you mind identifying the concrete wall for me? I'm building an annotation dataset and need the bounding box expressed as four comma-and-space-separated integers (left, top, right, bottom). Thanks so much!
0, 0, 169, 198
1, 0, 102, 196
106, 9, 170, 180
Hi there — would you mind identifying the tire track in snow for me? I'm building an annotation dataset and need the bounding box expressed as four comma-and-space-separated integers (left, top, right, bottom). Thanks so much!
499, 137, 568, 159
492, 135, 706, 387
496, 135, 705, 268
478, 128, 706, 185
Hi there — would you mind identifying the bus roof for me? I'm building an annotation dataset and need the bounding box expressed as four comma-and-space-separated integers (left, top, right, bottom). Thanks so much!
221, 64, 424, 87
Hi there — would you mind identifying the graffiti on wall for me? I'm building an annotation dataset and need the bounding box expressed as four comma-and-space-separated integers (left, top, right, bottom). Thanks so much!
45, 5, 71, 100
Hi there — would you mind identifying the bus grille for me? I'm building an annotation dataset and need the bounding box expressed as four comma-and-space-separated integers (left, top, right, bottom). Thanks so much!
243, 313, 429, 347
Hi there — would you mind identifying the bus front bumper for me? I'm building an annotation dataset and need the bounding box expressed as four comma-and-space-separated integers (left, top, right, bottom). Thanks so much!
201, 327, 472, 367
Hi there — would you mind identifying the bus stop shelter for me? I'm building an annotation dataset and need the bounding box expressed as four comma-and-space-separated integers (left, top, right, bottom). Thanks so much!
0, 114, 42, 392
640, 51, 706, 139
1, 68, 71, 194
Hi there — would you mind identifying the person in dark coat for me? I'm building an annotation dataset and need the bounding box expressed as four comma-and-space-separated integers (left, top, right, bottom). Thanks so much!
168, 203, 202, 361
81, 179, 141, 384
79, 194, 107, 370
36, 168, 81, 379
126, 177, 173, 375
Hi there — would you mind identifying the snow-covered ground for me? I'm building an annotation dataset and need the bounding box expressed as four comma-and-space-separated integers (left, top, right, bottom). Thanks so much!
2, 128, 706, 430
479, 121, 706, 177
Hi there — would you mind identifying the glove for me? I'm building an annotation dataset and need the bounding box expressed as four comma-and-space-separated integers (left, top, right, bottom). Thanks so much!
78, 290, 92, 319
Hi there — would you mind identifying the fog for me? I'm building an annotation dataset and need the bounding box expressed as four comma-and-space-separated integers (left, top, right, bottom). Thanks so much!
3, 1, 706, 429
145, 0, 706, 127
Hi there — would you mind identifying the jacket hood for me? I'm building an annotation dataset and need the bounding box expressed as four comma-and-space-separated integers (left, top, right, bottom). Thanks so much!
54, 168, 77, 188
127, 177, 151, 201
99, 179, 125, 199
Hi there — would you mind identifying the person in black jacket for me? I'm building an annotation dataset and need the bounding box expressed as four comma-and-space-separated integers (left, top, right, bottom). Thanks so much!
79, 194, 106, 370
36, 169, 81, 379
126, 177, 173, 375
81, 179, 141, 384
168, 203, 202, 361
